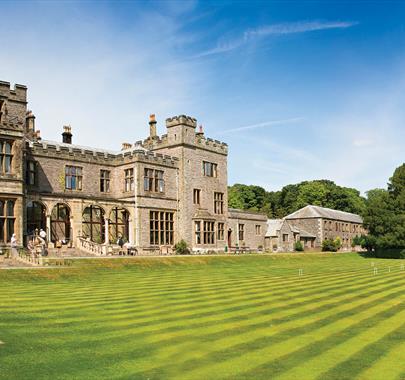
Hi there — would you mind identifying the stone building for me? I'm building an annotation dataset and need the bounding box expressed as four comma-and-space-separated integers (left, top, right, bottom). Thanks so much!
0, 80, 267, 254
265, 219, 316, 252
284, 205, 364, 251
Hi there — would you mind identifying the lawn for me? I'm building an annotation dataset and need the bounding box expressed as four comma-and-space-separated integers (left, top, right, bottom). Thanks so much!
0, 253, 404, 380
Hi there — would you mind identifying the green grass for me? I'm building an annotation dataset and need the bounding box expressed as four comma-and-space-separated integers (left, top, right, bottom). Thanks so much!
0, 253, 404, 380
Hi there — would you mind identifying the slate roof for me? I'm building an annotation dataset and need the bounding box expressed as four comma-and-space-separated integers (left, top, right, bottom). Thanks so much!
285, 205, 363, 223
266, 219, 317, 238
266, 219, 284, 237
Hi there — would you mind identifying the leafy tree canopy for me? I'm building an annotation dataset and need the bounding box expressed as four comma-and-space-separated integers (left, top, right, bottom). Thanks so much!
228, 180, 366, 218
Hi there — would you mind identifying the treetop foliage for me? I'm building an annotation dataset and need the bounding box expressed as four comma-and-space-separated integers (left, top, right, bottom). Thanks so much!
228, 179, 366, 218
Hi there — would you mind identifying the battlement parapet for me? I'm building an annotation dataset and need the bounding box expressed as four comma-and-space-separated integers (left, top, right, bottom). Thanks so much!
133, 150, 179, 167
141, 131, 228, 155
166, 115, 197, 128
195, 135, 228, 154
30, 139, 179, 167
0, 81, 27, 102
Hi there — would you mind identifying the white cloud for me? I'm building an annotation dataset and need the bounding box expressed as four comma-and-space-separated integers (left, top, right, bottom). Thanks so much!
214, 117, 304, 135
0, 4, 204, 150
197, 20, 358, 57
244, 21, 358, 39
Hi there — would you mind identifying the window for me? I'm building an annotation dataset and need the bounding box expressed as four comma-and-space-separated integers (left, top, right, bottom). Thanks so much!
109, 208, 129, 243
124, 168, 134, 192
203, 221, 215, 244
100, 170, 110, 193
238, 224, 244, 241
255, 225, 261, 235
195, 221, 201, 244
0, 140, 13, 174
65, 166, 82, 190
0, 199, 15, 243
82, 206, 105, 243
26, 161, 36, 185
217, 222, 224, 240
193, 189, 201, 205
214, 192, 224, 214
283, 234, 289, 242
150, 211, 174, 245
26, 201, 46, 235
144, 168, 164, 193
203, 161, 217, 177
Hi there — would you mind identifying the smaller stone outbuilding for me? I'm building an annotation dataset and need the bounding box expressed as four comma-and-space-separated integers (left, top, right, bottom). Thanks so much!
265, 219, 316, 252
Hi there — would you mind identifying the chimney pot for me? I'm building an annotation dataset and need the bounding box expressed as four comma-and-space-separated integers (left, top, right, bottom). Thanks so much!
149, 114, 157, 138
62, 125, 72, 144
196, 124, 204, 136
121, 142, 132, 150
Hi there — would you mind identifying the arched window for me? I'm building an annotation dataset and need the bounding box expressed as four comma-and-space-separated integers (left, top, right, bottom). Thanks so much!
109, 207, 129, 243
82, 206, 104, 243
26, 201, 46, 235
51, 203, 71, 243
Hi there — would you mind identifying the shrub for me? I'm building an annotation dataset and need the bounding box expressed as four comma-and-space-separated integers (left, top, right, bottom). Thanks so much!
334, 236, 342, 250
366, 248, 405, 259
174, 239, 190, 255
322, 239, 339, 252
294, 241, 304, 252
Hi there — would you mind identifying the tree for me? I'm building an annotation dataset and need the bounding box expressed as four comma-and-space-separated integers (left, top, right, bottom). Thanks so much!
228, 180, 366, 218
363, 163, 405, 251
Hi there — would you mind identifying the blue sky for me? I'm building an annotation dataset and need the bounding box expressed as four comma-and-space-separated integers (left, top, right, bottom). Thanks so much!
1, 0, 404, 193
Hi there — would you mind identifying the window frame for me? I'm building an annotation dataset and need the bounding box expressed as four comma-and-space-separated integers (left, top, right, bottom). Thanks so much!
144, 168, 165, 193
202, 161, 218, 177
26, 160, 37, 186
217, 222, 225, 241
0, 199, 15, 243
100, 169, 111, 193
193, 189, 201, 205
65, 165, 82, 191
124, 168, 134, 192
0, 140, 13, 174
238, 223, 245, 241
214, 192, 224, 214
149, 211, 174, 246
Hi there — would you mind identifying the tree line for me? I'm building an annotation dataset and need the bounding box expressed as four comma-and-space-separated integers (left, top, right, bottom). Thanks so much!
228, 179, 366, 218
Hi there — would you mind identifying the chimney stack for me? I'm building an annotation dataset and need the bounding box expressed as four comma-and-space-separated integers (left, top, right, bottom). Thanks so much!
25, 110, 36, 132
149, 114, 157, 138
196, 124, 204, 136
121, 142, 132, 150
35, 130, 41, 141
62, 125, 72, 144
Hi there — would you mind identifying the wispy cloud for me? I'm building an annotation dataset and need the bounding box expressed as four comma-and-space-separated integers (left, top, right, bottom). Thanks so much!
244, 21, 358, 39
197, 20, 358, 57
215, 117, 304, 135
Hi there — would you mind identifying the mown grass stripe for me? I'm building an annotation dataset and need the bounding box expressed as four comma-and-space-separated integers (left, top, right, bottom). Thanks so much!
0, 254, 403, 380
357, 340, 405, 380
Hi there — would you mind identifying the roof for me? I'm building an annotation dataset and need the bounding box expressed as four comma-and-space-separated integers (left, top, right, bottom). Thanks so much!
296, 228, 317, 238
228, 208, 267, 221
266, 219, 284, 237
285, 205, 363, 223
